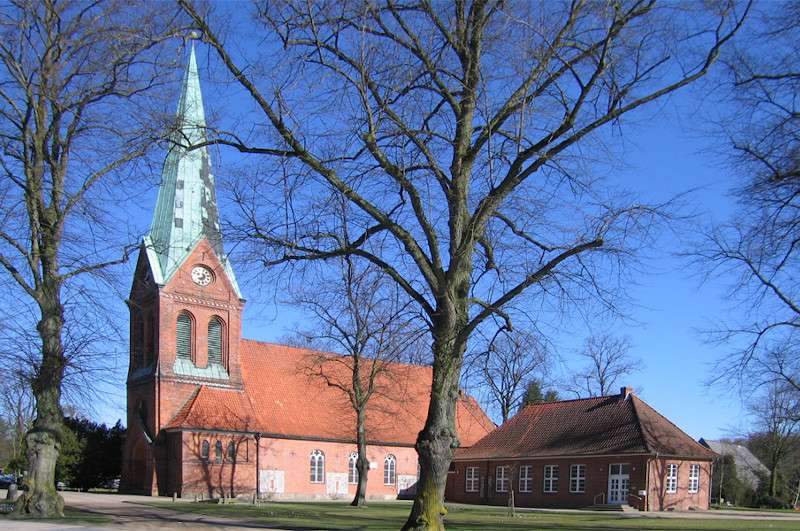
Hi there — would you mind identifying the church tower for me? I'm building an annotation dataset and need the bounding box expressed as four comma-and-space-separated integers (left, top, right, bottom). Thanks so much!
121, 44, 245, 495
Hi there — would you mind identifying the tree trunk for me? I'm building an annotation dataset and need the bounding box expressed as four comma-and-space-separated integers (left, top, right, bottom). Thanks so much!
403, 319, 466, 531
13, 293, 66, 518
769, 464, 779, 498
351, 408, 369, 507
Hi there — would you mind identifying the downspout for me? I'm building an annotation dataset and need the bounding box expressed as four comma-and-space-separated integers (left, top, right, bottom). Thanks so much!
255, 433, 261, 498
645, 455, 651, 511
154, 352, 162, 496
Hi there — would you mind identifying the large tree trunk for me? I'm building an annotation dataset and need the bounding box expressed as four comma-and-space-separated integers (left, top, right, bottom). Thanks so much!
351, 408, 369, 507
403, 317, 466, 531
769, 464, 779, 498
13, 292, 66, 518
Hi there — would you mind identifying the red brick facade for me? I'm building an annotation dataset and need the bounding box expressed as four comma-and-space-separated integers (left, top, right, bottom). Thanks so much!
446, 455, 712, 511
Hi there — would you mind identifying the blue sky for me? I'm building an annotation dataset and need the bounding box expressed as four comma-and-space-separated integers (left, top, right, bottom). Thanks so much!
92, 34, 751, 444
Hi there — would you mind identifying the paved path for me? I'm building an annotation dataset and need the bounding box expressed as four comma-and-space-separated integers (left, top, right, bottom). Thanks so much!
1, 491, 287, 531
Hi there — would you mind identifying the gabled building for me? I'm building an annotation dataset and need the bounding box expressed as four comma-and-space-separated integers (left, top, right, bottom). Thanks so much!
119, 45, 494, 500
445, 387, 716, 511
699, 439, 768, 494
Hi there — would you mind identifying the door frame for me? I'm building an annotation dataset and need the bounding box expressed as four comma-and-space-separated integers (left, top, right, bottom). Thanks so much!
607, 463, 630, 504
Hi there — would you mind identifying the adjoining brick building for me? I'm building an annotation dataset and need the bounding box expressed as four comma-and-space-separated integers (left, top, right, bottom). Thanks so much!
119, 45, 494, 500
445, 387, 716, 511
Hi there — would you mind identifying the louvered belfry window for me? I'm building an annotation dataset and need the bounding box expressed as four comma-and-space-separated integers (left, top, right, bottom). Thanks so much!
208, 317, 223, 365
176, 312, 193, 360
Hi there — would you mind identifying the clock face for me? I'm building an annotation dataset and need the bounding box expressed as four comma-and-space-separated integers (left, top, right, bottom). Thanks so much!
191, 266, 214, 286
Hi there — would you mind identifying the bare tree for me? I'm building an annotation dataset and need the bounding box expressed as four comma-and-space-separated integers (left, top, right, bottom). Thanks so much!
292, 255, 423, 506
569, 333, 640, 397
178, 1, 749, 527
0, 1, 181, 517
0, 372, 35, 475
696, 2, 800, 413
747, 384, 798, 498
465, 328, 549, 423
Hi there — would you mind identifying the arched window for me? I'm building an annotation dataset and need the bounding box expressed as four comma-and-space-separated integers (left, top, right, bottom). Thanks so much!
176, 312, 193, 360
208, 317, 223, 365
384, 455, 396, 486
309, 450, 325, 483
200, 440, 210, 460
348, 452, 359, 484
214, 440, 223, 464
227, 441, 236, 462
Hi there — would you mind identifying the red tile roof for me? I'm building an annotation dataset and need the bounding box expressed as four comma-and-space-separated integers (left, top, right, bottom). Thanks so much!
455, 392, 715, 461
166, 339, 494, 447
167, 385, 259, 432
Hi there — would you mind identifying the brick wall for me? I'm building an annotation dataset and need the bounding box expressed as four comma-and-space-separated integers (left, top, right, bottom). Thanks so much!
178, 431, 257, 498
168, 432, 419, 500
446, 456, 712, 511
256, 437, 418, 500
446, 456, 648, 509
647, 458, 711, 511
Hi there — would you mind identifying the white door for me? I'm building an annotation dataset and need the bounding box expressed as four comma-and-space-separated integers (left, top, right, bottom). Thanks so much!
607, 464, 630, 504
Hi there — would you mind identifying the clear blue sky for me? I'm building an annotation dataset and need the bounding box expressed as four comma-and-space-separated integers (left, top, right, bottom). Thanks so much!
93, 39, 749, 444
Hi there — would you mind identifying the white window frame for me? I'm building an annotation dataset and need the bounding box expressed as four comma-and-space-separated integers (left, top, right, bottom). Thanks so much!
465, 467, 479, 493
384, 455, 396, 486
569, 464, 586, 493
348, 452, 359, 484
495, 466, 509, 493
666, 463, 678, 493
688, 464, 700, 493
310, 449, 325, 483
543, 465, 559, 493
518, 465, 533, 493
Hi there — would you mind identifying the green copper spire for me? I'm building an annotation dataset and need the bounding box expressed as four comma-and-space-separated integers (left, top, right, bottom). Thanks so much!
144, 43, 241, 297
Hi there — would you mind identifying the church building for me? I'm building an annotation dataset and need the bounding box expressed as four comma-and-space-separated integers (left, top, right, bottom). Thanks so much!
119, 46, 494, 500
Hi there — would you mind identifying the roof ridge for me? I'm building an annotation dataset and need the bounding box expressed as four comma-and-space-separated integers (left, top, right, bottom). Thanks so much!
631, 395, 713, 455
166, 385, 203, 427
518, 393, 612, 412
628, 392, 651, 454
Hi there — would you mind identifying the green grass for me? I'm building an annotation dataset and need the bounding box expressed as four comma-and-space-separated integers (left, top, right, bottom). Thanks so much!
711, 504, 799, 514
147, 500, 800, 530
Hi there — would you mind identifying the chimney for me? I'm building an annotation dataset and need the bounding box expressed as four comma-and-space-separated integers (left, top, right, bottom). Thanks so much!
620, 386, 634, 399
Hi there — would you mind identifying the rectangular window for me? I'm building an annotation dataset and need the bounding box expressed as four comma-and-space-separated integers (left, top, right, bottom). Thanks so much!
570, 464, 586, 493
465, 467, 479, 493
519, 465, 533, 493
666, 463, 678, 493
495, 466, 509, 493
543, 465, 559, 493
688, 464, 700, 493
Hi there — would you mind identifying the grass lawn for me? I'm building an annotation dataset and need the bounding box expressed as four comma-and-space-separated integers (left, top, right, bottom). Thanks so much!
711, 504, 799, 513
148, 500, 800, 530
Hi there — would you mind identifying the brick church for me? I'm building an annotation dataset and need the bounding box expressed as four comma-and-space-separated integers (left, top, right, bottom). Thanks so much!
118, 46, 494, 500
